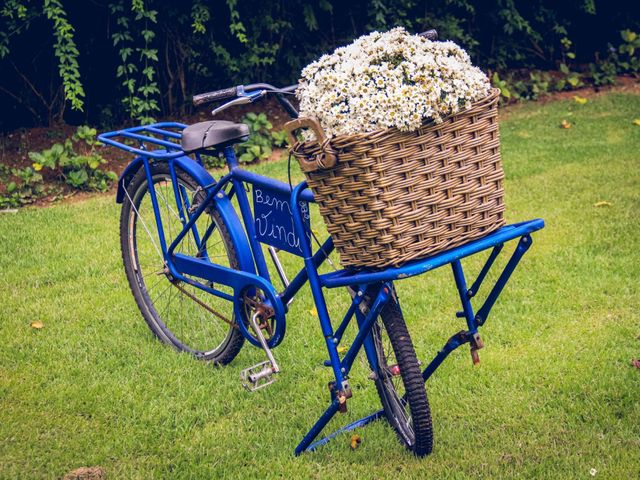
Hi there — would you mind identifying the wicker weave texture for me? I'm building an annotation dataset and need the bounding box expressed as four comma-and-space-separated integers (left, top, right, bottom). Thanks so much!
290, 89, 505, 269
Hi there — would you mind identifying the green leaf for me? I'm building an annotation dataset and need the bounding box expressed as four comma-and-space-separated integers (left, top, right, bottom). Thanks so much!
318, 0, 333, 13
249, 145, 262, 156
303, 4, 318, 31
51, 143, 64, 156
622, 30, 637, 43
141, 29, 155, 42
67, 169, 89, 188
28, 151, 44, 163
568, 76, 580, 87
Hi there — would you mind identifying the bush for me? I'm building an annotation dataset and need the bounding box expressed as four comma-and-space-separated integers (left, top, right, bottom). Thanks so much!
0, 126, 115, 206
0, 1, 639, 130
490, 29, 639, 104
27, 126, 116, 191
0, 165, 49, 208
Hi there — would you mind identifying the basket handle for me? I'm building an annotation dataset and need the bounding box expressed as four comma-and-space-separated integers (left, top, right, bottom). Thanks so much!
283, 117, 337, 170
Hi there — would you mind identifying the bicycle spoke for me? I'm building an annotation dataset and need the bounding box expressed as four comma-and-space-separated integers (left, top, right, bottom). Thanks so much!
141, 268, 164, 280
126, 169, 240, 359
152, 281, 173, 305
146, 274, 168, 294
124, 181, 164, 264
374, 320, 415, 446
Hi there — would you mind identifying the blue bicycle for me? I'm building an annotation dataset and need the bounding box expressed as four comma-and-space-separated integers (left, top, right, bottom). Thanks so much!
99, 71, 544, 456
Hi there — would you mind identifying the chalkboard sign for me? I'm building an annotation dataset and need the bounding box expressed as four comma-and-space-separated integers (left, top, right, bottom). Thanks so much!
253, 185, 310, 256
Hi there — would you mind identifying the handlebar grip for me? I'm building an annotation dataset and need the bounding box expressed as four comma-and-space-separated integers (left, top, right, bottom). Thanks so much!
418, 29, 438, 41
193, 86, 239, 106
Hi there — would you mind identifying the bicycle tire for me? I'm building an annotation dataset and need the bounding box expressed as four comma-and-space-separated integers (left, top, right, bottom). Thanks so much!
120, 162, 244, 364
371, 289, 433, 456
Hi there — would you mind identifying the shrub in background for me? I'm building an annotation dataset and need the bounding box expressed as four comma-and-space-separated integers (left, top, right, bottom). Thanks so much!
0, 1, 639, 130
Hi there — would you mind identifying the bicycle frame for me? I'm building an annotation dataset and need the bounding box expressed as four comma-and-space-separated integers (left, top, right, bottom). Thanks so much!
98, 122, 544, 455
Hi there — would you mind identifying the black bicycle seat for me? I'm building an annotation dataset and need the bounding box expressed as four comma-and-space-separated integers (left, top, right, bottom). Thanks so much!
181, 120, 250, 153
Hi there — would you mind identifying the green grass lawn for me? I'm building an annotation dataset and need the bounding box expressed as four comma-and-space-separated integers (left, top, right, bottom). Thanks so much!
1, 92, 639, 479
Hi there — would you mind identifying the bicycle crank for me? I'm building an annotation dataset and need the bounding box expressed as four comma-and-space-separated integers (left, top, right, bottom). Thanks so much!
241, 311, 281, 391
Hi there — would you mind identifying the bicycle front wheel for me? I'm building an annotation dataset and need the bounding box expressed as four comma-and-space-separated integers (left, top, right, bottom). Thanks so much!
119, 162, 244, 364
371, 290, 434, 456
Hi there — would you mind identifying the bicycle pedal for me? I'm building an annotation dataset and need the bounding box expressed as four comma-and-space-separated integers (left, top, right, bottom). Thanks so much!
241, 360, 278, 392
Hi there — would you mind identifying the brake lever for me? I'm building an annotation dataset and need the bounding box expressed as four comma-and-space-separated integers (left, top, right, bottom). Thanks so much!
210, 89, 266, 117
211, 96, 250, 116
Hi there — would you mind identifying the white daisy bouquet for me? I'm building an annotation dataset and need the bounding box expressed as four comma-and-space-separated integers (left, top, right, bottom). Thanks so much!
296, 27, 491, 137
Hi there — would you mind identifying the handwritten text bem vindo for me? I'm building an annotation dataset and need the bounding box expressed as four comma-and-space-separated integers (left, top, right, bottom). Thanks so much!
253, 187, 310, 256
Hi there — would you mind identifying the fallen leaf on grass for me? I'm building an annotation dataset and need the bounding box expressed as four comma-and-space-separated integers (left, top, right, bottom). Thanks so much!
573, 95, 588, 105
632, 359, 640, 370
337, 345, 348, 354
350, 434, 362, 450
30, 321, 44, 329
633, 118, 640, 126
309, 307, 318, 317
500, 453, 514, 463
63, 466, 106, 480
560, 119, 572, 129
593, 201, 612, 208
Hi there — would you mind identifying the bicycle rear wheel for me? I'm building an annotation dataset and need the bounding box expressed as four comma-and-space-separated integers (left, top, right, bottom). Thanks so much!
120, 162, 244, 364
371, 289, 433, 456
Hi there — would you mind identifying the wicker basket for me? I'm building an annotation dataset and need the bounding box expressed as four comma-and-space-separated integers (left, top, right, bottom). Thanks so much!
285, 88, 505, 269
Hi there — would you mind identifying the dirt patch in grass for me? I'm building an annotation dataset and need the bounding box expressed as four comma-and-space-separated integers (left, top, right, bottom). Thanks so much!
62, 466, 106, 480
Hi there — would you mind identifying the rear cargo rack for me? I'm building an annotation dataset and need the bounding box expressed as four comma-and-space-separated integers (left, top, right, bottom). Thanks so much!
98, 122, 187, 159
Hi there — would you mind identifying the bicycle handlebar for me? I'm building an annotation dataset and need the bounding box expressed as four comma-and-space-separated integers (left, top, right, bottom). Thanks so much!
192, 84, 296, 107
419, 29, 438, 41
193, 86, 239, 106
192, 83, 300, 118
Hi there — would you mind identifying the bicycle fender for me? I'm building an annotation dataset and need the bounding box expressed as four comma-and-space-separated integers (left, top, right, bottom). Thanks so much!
116, 155, 256, 276
115, 156, 144, 204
